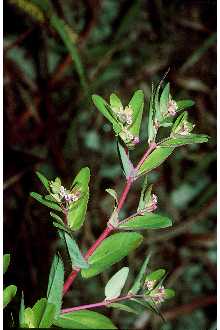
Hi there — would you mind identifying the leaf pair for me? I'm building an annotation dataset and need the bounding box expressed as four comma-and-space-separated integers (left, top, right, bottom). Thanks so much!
20, 298, 56, 328
92, 90, 144, 149
31, 167, 90, 231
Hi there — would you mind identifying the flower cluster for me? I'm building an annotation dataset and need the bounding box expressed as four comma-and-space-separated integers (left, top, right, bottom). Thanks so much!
111, 104, 139, 147
138, 193, 158, 215
167, 97, 178, 116
151, 286, 166, 304
144, 279, 156, 291
112, 105, 133, 126
59, 186, 81, 204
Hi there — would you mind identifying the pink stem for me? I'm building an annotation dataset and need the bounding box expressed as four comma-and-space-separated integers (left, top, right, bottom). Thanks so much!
135, 142, 157, 171
62, 143, 157, 296
61, 294, 133, 314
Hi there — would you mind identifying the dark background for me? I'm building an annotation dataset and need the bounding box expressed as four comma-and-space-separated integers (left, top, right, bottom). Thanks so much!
4, 1, 216, 329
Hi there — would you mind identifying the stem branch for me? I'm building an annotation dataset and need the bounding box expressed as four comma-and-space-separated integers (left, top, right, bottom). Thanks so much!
63, 142, 156, 295
61, 294, 139, 314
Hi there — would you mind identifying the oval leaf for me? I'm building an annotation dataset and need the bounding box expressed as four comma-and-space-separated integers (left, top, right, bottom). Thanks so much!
119, 213, 172, 230
54, 310, 117, 329
108, 303, 139, 315
137, 147, 175, 177
146, 269, 166, 282
3, 285, 17, 308
159, 134, 209, 147
117, 141, 134, 179
32, 298, 56, 328
110, 93, 123, 109
129, 254, 151, 294
68, 168, 90, 231
176, 100, 195, 111
3, 254, 10, 274
164, 288, 175, 299
36, 171, 50, 192
81, 232, 143, 278
159, 82, 170, 116
30, 192, 62, 211
92, 95, 121, 134
129, 90, 144, 138
47, 254, 64, 317
63, 232, 89, 269
105, 267, 129, 300
67, 191, 89, 231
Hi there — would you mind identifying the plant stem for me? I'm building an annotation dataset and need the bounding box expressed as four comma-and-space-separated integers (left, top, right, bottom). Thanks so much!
63, 142, 157, 296
135, 142, 157, 171
61, 294, 136, 314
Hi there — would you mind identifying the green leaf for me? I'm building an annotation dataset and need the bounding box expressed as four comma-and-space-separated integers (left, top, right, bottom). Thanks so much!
108, 302, 139, 314
50, 15, 87, 92
19, 292, 25, 327
3, 254, 10, 274
63, 232, 89, 269
137, 180, 154, 212
50, 212, 64, 225
129, 90, 144, 138
159, 82, 170, 116
67, 167, 90, 231
164, 288, 175, 299
47, 254, 64, 317
81, 232, 143, 278
119, 213, 172, 230
92, 95, 122, 134
117, 141, 135, 179
137, 176, 148, 211
53, 222, 72, 235
176, 100, 195, 111
32, 298, 56, 328
148, 84, 156, 143
36, 171, 50, 192
54, 310, 117, 329
110, 93, 123, 109
132, 298, 165, 321
105, 188, 118, 205
129, 90, 144, 123
105, 267, 129, 300
30, 192, 62, 211
50, 177, 61, 194
137, 147, 175, 177
23, 307, 36, 328
171, 111, 187, 133
145, 269, 166, 283
3, 285, 17, 308
67, 191, 89, 231
159, 134, 209, 147
71, 167, 90, 191
129, 254, 151, 294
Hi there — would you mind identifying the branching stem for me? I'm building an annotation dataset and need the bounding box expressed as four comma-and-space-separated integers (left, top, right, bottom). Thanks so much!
63, 142, 157, 295
61, 293, 142, 314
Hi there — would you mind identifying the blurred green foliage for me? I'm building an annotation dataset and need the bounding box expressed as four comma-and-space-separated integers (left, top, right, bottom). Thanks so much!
4, 0, 216, 329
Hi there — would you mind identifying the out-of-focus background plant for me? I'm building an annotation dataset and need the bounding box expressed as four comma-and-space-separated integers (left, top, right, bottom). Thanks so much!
3, 0, 216, 329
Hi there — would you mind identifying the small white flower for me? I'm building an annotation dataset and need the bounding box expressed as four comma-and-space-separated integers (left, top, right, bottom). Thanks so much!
179, 122, 195, 136
59, 186, 81, 204
167, 99, 178, 116
152, 286, 165, 304
144, 279, 156, 291
59, 186, 67, 198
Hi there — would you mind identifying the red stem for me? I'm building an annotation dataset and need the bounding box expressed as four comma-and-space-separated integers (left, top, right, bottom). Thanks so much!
61, 294, 133, 314
63, 143, 156, 296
